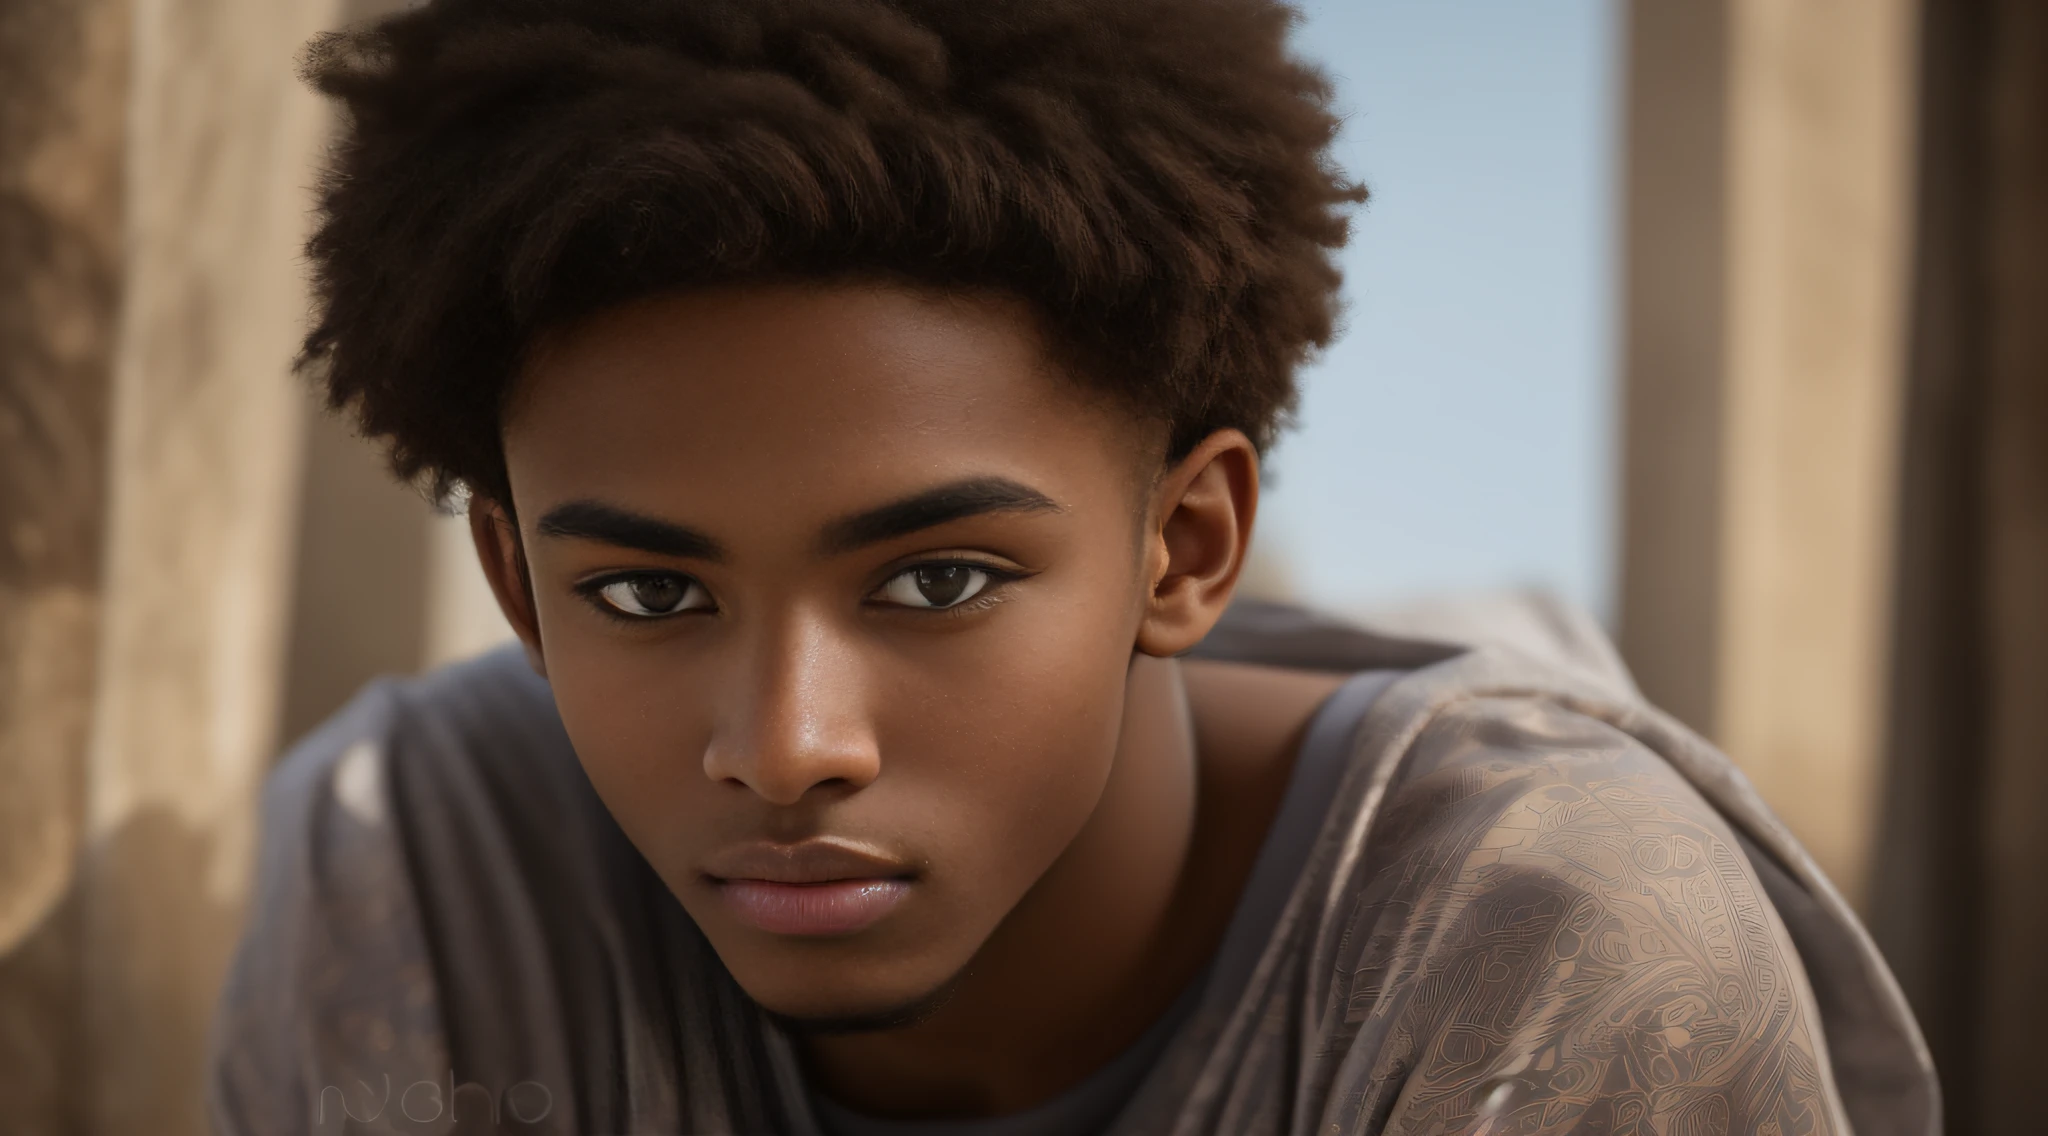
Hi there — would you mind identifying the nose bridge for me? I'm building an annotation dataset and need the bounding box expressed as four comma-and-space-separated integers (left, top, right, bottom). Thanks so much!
705, 604, 879, 804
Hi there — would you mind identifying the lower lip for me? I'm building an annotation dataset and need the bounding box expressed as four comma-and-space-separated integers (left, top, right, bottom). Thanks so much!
714, 878, 911, 937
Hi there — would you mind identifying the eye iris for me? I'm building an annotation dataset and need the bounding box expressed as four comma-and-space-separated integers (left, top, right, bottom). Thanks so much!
914, 565, 972, 607
629, 576, 685, 612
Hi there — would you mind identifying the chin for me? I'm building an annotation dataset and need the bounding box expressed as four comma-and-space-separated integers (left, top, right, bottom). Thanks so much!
742, 961, 967, 1036
682, 878, 1002, 1035
757, 975, 964, 1036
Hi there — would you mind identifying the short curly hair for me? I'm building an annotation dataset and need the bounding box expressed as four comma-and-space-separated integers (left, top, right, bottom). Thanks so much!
298, 0, 1364, 506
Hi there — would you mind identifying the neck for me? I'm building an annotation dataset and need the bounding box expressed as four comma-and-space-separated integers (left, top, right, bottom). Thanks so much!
798, 652, 1210, 1119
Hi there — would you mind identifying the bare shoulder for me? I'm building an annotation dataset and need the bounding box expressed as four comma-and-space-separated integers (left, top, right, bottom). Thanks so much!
1325, 693, 1845, 1135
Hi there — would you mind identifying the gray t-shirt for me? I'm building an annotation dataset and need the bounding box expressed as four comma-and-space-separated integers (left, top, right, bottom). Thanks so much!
209, 600, 1937, 1135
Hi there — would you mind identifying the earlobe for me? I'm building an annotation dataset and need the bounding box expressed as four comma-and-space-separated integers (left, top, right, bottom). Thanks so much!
467, 497, 548, 676
1134, 430, 1259, 658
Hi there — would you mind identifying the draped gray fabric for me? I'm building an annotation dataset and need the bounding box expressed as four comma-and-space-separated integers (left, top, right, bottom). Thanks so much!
211, 601, 1935, 1134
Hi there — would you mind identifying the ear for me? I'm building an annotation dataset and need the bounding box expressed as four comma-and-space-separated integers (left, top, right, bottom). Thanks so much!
1135, 429, 1260, 658
468, 496, 548, 676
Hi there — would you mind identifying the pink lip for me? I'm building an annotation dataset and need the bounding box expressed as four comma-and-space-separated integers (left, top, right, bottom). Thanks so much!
716, 878, 911, 936
701, 838, 918, 937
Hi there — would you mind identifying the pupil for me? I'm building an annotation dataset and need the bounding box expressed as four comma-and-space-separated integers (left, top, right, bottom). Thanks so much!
630, 576, 684, 611
915, 565, 971, 607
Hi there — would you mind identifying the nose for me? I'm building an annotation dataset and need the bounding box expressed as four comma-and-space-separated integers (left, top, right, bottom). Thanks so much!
701, 610, 882, 806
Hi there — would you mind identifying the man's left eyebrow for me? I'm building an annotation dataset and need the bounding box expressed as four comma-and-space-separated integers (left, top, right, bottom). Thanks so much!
817, 477, 1062, 555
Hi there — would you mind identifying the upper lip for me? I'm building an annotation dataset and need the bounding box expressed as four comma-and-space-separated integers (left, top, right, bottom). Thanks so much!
701, 838, 916, 885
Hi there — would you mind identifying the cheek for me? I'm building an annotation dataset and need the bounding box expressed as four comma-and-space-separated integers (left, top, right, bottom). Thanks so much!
875, 594, 1138, 901
534, 627, 724, 856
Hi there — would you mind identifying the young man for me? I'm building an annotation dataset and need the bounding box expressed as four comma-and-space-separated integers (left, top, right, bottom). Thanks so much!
212, 1, 1936, 1133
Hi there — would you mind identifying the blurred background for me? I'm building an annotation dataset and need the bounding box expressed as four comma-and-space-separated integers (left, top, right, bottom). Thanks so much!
1, 0, 2042, 1132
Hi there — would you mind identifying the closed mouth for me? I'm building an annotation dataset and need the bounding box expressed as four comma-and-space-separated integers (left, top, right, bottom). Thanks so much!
700, 838, 918, 936
713, 877, 912, 937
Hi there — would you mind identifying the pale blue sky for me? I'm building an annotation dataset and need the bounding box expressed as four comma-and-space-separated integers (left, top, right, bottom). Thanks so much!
1255, 0, 1620, 622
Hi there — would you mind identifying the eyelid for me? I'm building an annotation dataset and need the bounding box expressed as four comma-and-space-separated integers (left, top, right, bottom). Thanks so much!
870, 555, 1025, 591
572, 566, 698, 592
872, 549, 1027, 580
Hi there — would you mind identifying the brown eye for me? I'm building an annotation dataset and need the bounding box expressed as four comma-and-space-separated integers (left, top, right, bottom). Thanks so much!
594, 574, 710, 618
876, 564, 990, 610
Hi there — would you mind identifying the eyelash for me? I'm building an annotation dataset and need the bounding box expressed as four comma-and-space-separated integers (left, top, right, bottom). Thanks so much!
891, 561, 1024, 620
572, 571, 711, 625
571, 560, 1027, 623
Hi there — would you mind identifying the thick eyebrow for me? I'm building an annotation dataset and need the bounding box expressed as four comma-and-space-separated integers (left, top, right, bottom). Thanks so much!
535, 501, 726, 561
817, 477, 1061, 555
531, 477, 1059, 563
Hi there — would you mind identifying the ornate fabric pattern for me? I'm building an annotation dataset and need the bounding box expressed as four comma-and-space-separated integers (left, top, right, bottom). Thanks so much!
1319, 698, 1838, 1133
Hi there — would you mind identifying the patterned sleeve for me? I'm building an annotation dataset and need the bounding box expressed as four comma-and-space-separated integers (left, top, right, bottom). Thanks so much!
207, 680, 451, 1136
1315, 695, 1848, 1135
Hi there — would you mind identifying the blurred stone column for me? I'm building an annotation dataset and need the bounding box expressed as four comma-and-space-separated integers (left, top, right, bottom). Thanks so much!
276, 398, 434, 749
1618, 0, 1919, 906
7, 0, 383, 1115
0, 0, 129, 1131
75, 0, 340, 1130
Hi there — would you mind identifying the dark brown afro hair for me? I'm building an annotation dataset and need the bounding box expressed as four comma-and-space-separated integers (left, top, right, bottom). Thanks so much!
298, 0, 1365, 506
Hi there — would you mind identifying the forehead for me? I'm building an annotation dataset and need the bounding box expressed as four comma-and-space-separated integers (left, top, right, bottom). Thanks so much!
501, 283, 1155, 533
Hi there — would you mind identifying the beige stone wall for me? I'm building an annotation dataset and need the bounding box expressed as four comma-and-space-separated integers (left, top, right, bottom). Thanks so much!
1713, 0, 1918, 912
275, 395, 434, 748
1619, 0, 1919, 906
0, 1, 129, 1130
1, 0, 343, 1130
78, 2, 345, 1128
0, 0, 513, 1120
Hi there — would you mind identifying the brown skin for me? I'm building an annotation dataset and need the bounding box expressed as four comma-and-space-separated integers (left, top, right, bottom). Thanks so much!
471, 282, 1347, 1118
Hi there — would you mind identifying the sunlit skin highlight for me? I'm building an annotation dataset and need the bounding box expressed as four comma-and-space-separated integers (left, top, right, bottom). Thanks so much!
470, 283, 1348, 1119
